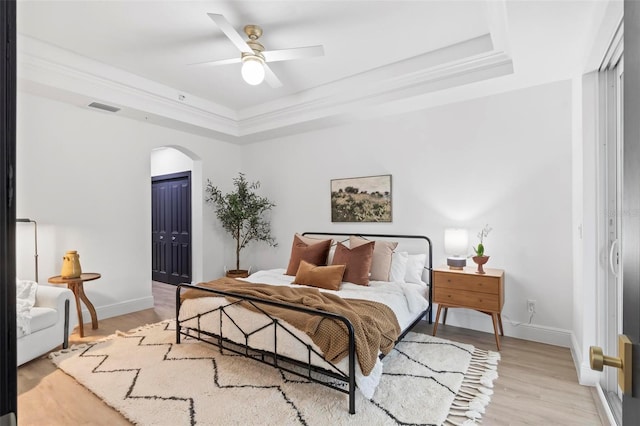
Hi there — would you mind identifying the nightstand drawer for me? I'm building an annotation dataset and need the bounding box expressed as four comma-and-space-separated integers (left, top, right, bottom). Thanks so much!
434, 271, 500, 295
434, 287, 500, 311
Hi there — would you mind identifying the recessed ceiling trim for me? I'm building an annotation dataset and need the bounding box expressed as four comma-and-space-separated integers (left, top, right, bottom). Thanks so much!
18, 45, 240, 137
238, 34, 498, 120
18, 35, 237, 116
17, 33, 512, 142
238, 35, 513, 135
238, 53, 513, 140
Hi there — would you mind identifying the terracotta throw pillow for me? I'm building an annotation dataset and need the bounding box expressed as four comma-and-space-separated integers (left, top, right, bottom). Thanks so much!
285, 234, 332, 276
292, 260, 346, 291
350, 236, 398, 281
331, 241, 375, 286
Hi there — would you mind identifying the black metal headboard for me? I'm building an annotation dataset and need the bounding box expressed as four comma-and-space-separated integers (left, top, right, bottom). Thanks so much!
302, 232, 433, 324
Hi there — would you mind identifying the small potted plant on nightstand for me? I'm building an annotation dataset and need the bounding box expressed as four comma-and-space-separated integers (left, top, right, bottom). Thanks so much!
205, 172, 277, 278
472, 224, 492, 274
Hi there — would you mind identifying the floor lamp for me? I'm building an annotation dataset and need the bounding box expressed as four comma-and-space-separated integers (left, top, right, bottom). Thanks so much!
16, 218, 38, 283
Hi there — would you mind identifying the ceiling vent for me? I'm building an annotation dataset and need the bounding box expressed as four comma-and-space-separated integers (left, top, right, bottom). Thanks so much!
88, 102, 120, 113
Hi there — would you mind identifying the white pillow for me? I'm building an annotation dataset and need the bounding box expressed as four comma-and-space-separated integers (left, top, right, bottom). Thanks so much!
405, 253, 427, 284
327, 246, 336, 265
327, 238, 349, 266
389, 251, 409, 283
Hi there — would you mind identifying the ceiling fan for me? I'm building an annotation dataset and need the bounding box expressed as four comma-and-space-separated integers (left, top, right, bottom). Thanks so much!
191, 13, 325, 88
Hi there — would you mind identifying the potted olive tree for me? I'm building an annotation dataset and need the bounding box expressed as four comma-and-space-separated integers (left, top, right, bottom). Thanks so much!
205, 172, 277, 278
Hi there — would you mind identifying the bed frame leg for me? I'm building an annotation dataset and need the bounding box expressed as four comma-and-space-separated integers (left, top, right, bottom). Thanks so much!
349, 389, 355, 414
348, 331, 356, 414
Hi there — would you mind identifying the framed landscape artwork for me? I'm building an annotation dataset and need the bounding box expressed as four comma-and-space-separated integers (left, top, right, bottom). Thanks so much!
330, 174, 392, 222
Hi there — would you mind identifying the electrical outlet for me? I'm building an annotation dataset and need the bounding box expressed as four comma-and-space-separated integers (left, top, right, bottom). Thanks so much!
527, 299, 536, 313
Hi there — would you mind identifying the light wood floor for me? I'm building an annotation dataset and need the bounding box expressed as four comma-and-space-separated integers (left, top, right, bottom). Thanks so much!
17, 282, 606, 425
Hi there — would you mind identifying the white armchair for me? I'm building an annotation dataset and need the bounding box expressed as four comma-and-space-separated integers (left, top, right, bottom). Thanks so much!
17, 284, 76, 366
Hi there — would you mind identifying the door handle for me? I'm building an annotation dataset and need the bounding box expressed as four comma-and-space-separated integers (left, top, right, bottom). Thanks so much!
590, 334, 632, 394
159, 236, 164, 240
609, 239, 619, 277
172, 236, 176, 241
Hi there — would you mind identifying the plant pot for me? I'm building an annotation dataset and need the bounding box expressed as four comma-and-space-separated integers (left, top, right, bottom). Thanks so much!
472, 256, 490, 274
226, 270, 249, 279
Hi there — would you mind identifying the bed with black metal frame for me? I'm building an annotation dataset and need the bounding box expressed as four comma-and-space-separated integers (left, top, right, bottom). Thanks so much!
175, 232, 433, 414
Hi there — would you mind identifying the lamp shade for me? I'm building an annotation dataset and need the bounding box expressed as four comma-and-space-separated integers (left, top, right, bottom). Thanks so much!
444, 228, 469, 256
241, 56, 265, 85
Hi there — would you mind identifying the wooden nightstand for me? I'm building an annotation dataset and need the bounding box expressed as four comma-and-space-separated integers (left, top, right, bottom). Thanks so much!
432, 266, 505, 350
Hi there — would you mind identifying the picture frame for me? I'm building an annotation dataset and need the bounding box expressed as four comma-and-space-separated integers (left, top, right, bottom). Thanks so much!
330, 174, 392, 222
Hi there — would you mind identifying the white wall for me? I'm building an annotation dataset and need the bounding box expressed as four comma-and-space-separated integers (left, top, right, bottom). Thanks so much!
570, 73, 601, 386
17, 79, 575, 346
242, 80, 574, 345
16, 93, 241, 320
150, 147, 194, 177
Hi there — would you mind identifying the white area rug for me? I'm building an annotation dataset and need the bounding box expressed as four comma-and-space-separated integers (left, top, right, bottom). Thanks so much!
50, 320, 499, 425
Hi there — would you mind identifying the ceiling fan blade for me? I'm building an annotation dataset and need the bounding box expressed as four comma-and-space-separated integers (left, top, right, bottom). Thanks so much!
262, 45, 325, 63
263, 64, 283, 88
188, 57, 242, 67
207, 13, 253, 53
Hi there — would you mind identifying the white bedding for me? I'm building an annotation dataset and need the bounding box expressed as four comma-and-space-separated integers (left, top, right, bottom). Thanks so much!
178, 268, 429, 399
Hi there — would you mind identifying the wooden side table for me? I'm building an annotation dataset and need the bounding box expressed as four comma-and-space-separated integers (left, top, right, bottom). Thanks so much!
432, 266, 505, 350
48, 273, 101, 337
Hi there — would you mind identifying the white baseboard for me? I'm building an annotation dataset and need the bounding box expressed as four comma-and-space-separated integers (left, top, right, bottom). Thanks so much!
79, 296, 155, 323
594, 384, 617, 425
438, 308, 572, 347
570, 332, 601, 386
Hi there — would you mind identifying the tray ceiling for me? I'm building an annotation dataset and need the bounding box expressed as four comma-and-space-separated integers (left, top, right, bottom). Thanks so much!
16, 0, 616, 143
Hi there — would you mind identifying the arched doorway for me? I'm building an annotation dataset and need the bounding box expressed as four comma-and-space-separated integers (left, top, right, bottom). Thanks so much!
150, 146, 203, 285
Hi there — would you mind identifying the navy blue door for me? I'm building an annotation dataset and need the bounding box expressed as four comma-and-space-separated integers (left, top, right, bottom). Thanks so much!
152, 172, 191, 285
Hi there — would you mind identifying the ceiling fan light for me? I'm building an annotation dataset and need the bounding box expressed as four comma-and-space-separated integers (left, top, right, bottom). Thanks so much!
241, 56, 265, 85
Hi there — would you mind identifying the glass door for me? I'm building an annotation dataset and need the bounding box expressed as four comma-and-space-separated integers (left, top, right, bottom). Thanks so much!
602, 53, 624, 425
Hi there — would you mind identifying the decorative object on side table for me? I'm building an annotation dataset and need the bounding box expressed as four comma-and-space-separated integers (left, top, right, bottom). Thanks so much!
444, 228, 468, 270
205, 172, 277, 278
60, 250, 82, 278
471, 224, 492, 274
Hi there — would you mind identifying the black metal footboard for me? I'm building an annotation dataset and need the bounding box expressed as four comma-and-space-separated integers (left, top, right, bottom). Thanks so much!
175, 283, 358, 414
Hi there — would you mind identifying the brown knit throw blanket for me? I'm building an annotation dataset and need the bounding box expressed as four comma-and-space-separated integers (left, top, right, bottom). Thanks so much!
181, 277, 401, 375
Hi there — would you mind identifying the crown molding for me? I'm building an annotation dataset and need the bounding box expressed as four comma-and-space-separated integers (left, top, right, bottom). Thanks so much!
17, 35, 240, 137
17, 33, 512, 143
234, 54, 514, 144
237, 35, 512, 138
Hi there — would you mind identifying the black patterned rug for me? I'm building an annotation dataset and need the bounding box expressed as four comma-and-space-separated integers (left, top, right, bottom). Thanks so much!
50, 320, 499, 425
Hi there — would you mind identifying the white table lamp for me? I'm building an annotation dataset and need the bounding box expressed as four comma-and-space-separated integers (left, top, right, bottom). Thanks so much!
444, 228, 469, 270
